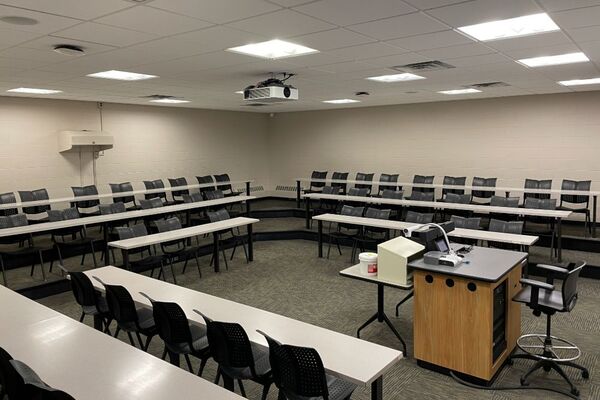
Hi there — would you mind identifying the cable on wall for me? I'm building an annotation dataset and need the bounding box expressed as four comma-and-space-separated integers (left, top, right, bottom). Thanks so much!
93, 102, 104, 186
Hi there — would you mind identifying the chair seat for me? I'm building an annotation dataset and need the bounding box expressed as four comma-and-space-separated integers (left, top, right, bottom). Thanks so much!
129, 255, 164, 273
120, 307, 156, 333
82, 296, 109, 316
0, 246, 42, 257
167, 324, 209, 354
284, 375, 357, 400
513, 286, 566, 312
557, 206, 589, 214
56, 238, 96, 247
221, 343, 271, 379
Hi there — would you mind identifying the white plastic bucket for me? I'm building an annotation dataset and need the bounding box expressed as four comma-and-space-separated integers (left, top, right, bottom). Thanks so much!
359, 252, 378, 276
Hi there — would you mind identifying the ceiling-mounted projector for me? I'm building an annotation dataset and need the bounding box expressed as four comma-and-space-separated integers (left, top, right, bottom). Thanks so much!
242, 73, 298, 103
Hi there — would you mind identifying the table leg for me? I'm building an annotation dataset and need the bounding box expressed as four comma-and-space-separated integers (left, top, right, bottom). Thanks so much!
122, 249, 129, 271
246, 198, 251, 217
318, 220, 323, 258
247, 224, 253, 262
246, 181, 251, 196
103, 223, 109, 266
296, 180, 301, 209
395, 291, 414, 317
371, 376, 383, 400
557, 218, 562, 262
213, 232, 220, 273
593, 195, 597, 238
305, 197, 311, 229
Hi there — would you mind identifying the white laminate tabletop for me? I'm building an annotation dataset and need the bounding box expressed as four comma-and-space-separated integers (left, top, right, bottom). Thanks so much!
0, 286, 243, 400
0, 196, 255, 238
339, 264, 413, 290
303, 193, 572, 219
109, 217, 259, 249
313, 214, 539, 246
86, 267, 403, 387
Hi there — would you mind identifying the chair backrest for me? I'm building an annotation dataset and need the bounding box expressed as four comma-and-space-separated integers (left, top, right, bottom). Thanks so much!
110, 182, 135, 206
104, 284, 139, 324
152, 301, 193, 345
409, 191, 434, 202
204, 190, 224, 201
562, 262, 586, 311
155, 217, 182, 233
0, 213, 28, 228
378, 174, 399, 194
214, 174, 234, 193
524, 197, 557, 210
445, 193, 471, 204
488, 219, 523, 234
207, 208, 231, 223
99, 202, 126, 215
561, 179, 591, 205
169, 177, 189, 198
271, 343, 329, 399
381, 190, 403, 200
310, 171, 327, 189
450, 215, 481, 230
347, 187, 369, 197
197, 175, 216, 193
340, 205, 364, 217
205, 320, 256, 371
364, 207, 391, 220
412, 175, 434, 193
48, 208, 80, 222
183, 192, 204, 203
355, 173, 374, 193
0, 192, 18, 216
139, 197, 163, 209
115, 224, 148, 240
0, 347, 18, 399
70, 271, 98, 308
321, 186, 339, 195
442, 176, 466, 196
472, 177, 497, 199
71, 185, 100, 209
144, 179, 168, 201
490, 196, 519, 208
524, 179, 552, 200
405, 211, 434, 223
19, 189, 50, 215
331, 172, 349, 194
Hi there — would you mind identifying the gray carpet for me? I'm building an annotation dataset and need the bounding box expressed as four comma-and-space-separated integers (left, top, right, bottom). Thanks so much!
37, 235, 600, 400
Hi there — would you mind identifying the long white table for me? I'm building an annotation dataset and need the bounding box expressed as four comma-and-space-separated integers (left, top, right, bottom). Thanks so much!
86, 266, 403, 400
313, 213, 539, 258
0, 179, 254, 210
296, 176, 598, 236
0, 285, 243, 400
109, 217, 259, 273
303, 193, 568, 260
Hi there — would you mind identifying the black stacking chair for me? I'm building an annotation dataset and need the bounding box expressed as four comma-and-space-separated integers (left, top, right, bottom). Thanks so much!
141, 294, 210, 377
154, 217, 202, 279
354, 173, 374, 195
439, 176, 466, 200
109, 182, 138, 210
183, 192, 204, 203
412, 175, 434, 193
352, 208, 391, 262
199, 313, 273, 399
215, 174, 241, 197
183, 192, 208, 226
558, 179, 591, 235
139, 197, 165, 231
376, 174, 399, 196
95, 278, 157, 351
441, 192, 472, 219
48, 208, 98, 273
68, 270, 112, 332
523, 198, 557, 257
168, 177, 189, 203
71, 185, 100, 217
258, 331, 356, 400
0, 192, 18, 216
524, 179, 552, 200
407, 190, 434, 216
197, 175, 217, 197
0, 347, 17, 399
450, 215, 480, 245
471, 177, 497, 205
305, 171, 328, 194
312, 186, 340, 217
144, 179, 173, 205
488, 219, 524, 250
405, 211, 434, 224
18, 189, 50, 223
115, 224, 171, 281
381, 189, 403, 219
99, 202, 128, 258
327, 205, 364, 259
509, 262, 589, 396
331, 172, 349, 195
490, 196, 520, 221
346, 187, 369, 197
207, 208, 248, 269
0, 214, 46, 286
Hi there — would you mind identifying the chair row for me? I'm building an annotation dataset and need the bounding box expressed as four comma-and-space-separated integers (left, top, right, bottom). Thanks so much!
67, 272, 356, 400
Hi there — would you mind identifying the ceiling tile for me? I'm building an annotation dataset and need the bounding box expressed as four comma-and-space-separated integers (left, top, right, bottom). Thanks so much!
386, 30, 474, 51
171, 26, 267, 54
294, 0, 416, 26
348, 12, 449, 40
448, 53, 509, 67
228, 9, 335, 37
484, 31, 572, 52
535, 61, 600, 79
0, 28, 42, 50
551, 5, 600, 29
51, 22, 157, 47
538, 0, 600, 12
326, 42, 409, 62
417, 42, 495, 60
292, 28, 375, 51
365, 52, 431, 67
0, 56, 48, 70
309, 60, 378, 73
502, 43, 583, 60
0, 0, 134, 20
266, 0, 318, 6
0, 4, 81, 34
135, 51, 255, 75
0, 46, 72, 63
404, 0, 477, 10
566, 25, 600, 42
577, 40, 600, 62
426, 0, 543, 28
19, 35, 117, 55
149, 0, 281, 24
94, 6, 213, 36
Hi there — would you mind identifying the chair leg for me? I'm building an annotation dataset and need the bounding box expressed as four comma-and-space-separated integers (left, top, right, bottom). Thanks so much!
90, 241, 98, 268
550, 362, 579, 395
237, 380, 246, 397
221, 246, 229, 270
184, 354, 194, 372
38, 251, 46, 281
261, 382, 272, 400
182, 258, 189, 274
169, 260, 178, 285
214, 368, 221, 385
195, 255, 202, 278
277, 390, 285, 400
0, 256, 7, 287
161, 347, 168, 360
114, 326, 121, 338
198, 357, 208, 377
79, 312, 85, 322
135, 332, 144, 349
126, 332, 136, 347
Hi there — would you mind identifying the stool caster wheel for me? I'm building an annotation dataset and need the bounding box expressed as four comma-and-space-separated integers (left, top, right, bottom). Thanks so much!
520, 378, 529, 386
543, 365, 551, 372
571, 388, 580, 396
582, 370, 589, 379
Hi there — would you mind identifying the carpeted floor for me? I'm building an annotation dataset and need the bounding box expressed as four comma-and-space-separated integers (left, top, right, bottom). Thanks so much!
37, 235, 600, 400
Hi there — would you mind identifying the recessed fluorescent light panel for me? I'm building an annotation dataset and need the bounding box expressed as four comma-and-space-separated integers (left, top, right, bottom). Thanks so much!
322, 99, 360, 104
558, 77, 600, 86
149, 98, 190, 104
87, 70, 157, 81
235, 91, 244, 94
227, 39, 318, 59
457, 13, 559, 42
438, 88, 482, 95
518, 52, 589, 67
7, 87, 62, 94
366, 73, 425, 83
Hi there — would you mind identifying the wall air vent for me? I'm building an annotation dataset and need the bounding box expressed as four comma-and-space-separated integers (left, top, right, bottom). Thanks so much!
469, 81, 510, 88
392, 60, 455, 72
